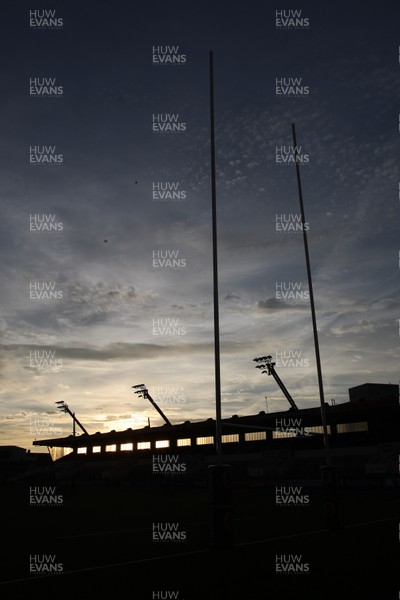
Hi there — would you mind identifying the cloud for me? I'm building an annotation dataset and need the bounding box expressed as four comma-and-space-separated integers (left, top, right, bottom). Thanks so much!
256, 298, 307, 311
103, 414, 132, 422
370, 298, 400, 311
224, 293, 241, 301
330, 319, 378, 337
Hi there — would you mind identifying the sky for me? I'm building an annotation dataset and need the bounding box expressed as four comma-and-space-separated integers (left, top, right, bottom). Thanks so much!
0, 0, 399, 451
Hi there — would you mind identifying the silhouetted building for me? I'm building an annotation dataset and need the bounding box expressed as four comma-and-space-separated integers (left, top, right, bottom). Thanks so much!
349, 383, 398, 404
28, 383, 399, 483
0, 445, 52, 482
0, 446, 28, 461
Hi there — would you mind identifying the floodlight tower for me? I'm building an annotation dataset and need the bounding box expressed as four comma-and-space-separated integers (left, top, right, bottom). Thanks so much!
132, 384, 172, 426
253, 355, 299, 411
55, 401, 88, 436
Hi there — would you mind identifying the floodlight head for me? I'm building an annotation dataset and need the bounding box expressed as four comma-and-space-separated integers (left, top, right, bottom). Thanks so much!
134, 386, 148, 398
55, 401, 64, 405
132, 384, 145, 389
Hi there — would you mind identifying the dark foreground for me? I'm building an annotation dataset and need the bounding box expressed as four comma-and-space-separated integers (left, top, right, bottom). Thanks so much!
1, 477, 399, 599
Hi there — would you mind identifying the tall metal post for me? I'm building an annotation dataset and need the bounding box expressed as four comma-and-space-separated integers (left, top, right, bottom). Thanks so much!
291, 123, 331, 465
292, 124, 343, 529
209, 50, 222, 463
208, 51, 233, 550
